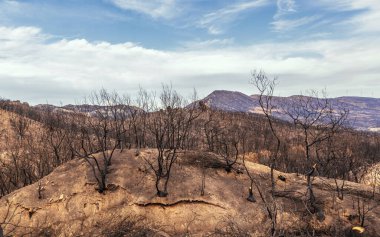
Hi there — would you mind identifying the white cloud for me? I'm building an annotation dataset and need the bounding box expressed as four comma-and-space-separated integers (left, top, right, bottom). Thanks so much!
315, 0, 380, 34
271, 15, 321, 32
198, 0, 270, 34
108, 0, 179, 19
315, 0, 379, 11
181, 38, 235, 49
0, 26, 380, 104
0, 26, 45, 41
342, 7, 380, 34
274, 0, 296, 19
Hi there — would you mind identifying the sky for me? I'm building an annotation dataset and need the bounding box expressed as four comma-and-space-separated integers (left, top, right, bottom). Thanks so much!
0, 0, 379, 105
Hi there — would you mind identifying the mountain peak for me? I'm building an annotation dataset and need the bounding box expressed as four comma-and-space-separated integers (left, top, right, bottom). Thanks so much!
200, 90, 380, 131
202, 90, 258, 112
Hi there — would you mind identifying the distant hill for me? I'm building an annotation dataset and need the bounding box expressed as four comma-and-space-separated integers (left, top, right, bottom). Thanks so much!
34, 103, 142, 118
330, 97, 380, 131
200, 90, 260, 112
5, 91, 380, 131
200, 90, 380, 131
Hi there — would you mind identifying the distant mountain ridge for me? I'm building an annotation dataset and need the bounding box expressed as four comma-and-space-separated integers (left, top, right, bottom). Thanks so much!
4, 90, 378, 131
201, 90, 380, 131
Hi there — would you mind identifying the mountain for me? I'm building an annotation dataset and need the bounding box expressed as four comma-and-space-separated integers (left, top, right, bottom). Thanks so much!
6, 91, 379, 131
200, 90, 260, 112
201, 90, 380, 131
331, 97, 380, 131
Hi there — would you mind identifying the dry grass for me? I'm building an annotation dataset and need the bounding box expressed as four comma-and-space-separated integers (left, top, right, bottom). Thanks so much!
100, 215, 158, 237
0, 149, 379, 236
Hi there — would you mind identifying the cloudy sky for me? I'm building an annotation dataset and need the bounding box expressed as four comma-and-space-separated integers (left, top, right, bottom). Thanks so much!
0, 0, 379, 104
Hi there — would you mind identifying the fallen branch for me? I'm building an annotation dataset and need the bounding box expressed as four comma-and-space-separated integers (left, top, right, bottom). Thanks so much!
134, 199, 226, 209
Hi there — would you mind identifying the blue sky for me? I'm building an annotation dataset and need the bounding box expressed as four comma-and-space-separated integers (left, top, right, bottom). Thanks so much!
0, 0, 379, 104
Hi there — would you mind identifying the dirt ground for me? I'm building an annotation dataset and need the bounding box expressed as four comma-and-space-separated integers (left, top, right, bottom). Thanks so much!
0, 149, 379, 236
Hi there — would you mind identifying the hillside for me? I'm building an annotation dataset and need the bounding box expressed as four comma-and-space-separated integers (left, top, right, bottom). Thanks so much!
0, 108, 41, 151
0, 149, 379, 236
332, 97, 380, 131
200, 90, 260, 113
0, 109, 10, 151
200, 91, 380, 131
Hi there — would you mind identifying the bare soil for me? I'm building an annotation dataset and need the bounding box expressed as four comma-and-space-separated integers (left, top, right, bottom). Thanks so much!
0, 149, 379, 236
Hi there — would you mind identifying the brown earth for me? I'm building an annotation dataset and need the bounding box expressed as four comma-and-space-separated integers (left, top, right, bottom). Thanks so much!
0, 149, 379, 236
